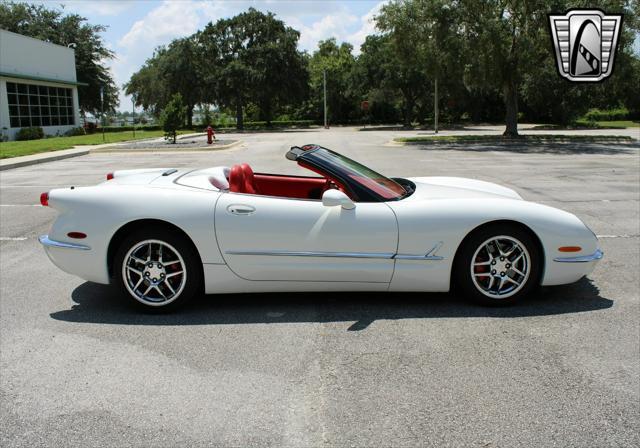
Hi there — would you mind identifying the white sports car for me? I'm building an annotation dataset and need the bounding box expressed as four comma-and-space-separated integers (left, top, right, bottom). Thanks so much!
40, 144, 602, 310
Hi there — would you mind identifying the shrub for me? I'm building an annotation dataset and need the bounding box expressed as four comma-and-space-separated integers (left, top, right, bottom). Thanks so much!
101, 125, 161, 132
583, 107, 630, 122
65, 127, 86, 136
160, 93, 186, 143
83, 122, 98, 134
15, 126, 45, 141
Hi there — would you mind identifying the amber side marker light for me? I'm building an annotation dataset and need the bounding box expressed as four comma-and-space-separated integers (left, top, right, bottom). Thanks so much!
67, 232, 87, 239
558, 246, 582, 252
40, 192, 49, 206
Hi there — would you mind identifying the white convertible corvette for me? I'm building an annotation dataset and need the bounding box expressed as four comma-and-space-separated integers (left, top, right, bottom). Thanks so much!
40, 144, 602, 310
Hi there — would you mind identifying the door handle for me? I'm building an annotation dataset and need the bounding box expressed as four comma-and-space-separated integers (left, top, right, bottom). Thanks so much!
227, 204, 255, 215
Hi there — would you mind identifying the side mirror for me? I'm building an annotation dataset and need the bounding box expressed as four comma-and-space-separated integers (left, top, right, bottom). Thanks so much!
322, 189, 355, 210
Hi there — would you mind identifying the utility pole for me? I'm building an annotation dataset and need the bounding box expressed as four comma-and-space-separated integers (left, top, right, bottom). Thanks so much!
323, 69, 328, 129
434, 77, 439, 134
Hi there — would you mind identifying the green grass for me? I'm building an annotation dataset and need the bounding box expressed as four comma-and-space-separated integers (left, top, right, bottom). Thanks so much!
395, 134, 636, 144
531, 120, 639, 130
0, 130, 191, 159
573, 120, 639, 129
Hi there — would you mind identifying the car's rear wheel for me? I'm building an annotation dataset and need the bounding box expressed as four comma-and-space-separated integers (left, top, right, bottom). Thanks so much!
453, 224, 541, 305
114, 227, 202, 311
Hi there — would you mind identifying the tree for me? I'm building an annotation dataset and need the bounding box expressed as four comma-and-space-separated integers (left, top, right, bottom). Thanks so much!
196, 8, 308, 129
375, 0, 464, 128
308, 39, 358, 124
124, 49, 168, 117
158, 37, 203, 126
461, 0, 639, 131
160, 93, 186, 143
125, 37, 203, 125
0, 1, 119, 114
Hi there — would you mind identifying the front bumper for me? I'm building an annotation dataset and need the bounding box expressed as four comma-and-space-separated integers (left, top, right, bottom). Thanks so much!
553, 248, 603, 263
542, 248, 603, 286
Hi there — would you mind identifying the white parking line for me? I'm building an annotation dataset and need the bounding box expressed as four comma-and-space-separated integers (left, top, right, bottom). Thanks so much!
0, 237, 28, 241
0, 204, 42, 207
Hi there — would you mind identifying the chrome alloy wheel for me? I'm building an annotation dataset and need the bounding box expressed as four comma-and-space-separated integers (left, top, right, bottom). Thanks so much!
470, 235, 531, 299
122, 239, 187, 306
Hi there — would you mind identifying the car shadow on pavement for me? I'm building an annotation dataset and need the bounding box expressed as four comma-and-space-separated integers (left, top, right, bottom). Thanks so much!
405, 142, 638, 155
50, 277, 612, 331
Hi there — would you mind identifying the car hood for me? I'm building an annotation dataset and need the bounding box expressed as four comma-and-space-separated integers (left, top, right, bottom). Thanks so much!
406, 177, 523, 201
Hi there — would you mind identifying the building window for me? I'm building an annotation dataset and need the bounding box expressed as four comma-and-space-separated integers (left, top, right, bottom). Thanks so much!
6, 82, 75, 128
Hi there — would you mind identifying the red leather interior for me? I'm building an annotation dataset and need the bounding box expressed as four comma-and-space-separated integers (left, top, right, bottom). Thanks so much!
229, 162, 346, 199
254, 174, 327, 199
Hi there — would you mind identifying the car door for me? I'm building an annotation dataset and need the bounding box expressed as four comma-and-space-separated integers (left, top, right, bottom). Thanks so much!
214, 192, 398, 282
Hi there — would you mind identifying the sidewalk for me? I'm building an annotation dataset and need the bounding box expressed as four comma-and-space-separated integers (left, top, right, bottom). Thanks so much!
0, 147, 91, 171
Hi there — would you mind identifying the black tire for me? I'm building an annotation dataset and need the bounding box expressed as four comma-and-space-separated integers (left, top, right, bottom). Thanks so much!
113, 226, 203, 312
453, 223, 541, 306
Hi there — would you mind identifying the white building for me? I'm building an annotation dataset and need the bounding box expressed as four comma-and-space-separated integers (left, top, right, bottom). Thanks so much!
0, 29, 84, 141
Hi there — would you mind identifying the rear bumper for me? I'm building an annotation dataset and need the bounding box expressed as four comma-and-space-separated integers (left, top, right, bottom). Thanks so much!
39, 235, 90, 251
39, 234, 109, 284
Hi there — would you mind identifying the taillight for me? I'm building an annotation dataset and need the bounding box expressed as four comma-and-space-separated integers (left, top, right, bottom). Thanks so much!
106, 172, 114, 180
40, 192, 49, 206
67, 232, 87, 239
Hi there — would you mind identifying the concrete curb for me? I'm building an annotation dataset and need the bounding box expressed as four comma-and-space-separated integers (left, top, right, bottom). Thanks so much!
0, 147, 90, 171
90, 139, 242, 153
0, 140, 243, 171
392, 137, 639, 146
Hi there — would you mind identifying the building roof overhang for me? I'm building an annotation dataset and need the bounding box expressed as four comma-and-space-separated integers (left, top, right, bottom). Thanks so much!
0, 71, 88, 86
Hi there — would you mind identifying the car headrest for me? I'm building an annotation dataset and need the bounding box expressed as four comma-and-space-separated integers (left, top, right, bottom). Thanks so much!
229, 164, 245, 193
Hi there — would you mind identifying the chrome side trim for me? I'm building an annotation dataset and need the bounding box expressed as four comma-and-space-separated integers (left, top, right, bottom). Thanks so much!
394, 241, 445, 261
553, 249, 603, 263
39, 235, 90, 251
394, 254, 444, 260
225, 250, 394, 259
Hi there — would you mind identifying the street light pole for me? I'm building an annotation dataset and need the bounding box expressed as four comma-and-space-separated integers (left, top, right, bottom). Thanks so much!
434, 76, 439, 134
132, 95, 136, 139
323, 69, 328, 129
100, 85, 105, 143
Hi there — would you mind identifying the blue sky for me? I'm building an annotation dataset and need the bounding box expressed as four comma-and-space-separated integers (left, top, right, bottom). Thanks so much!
48, 0, 385, 109
40, 1, 639, 110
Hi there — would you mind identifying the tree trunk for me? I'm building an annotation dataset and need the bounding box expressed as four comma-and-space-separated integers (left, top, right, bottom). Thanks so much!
258, 99, 272, 126
402, 91, 414, 128
502, 77, 519, 137
236, 99, 244, 130
187, 105, 193, 127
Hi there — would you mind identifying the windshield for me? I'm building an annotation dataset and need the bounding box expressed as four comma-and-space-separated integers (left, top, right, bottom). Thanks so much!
303, 147, 407, 200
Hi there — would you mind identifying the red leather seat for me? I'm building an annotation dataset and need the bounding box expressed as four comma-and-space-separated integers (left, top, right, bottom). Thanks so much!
229, 163, 259, 194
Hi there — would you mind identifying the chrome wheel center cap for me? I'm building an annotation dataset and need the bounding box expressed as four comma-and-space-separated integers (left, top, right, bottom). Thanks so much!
495, 259, 508, 273
144, 263, 165, 284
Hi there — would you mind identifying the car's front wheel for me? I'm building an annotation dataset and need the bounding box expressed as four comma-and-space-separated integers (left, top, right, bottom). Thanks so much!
114, 227, 202, 311
454, 224, 541, 305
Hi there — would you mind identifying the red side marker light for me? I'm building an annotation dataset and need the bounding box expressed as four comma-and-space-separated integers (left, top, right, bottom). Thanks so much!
106, 172, 114, 180
40, 192, 49, 206
558, 246, 582, 252
67, 232, 87, 239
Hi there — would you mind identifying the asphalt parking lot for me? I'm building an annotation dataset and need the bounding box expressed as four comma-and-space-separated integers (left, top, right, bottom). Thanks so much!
1, 128, 639, 447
